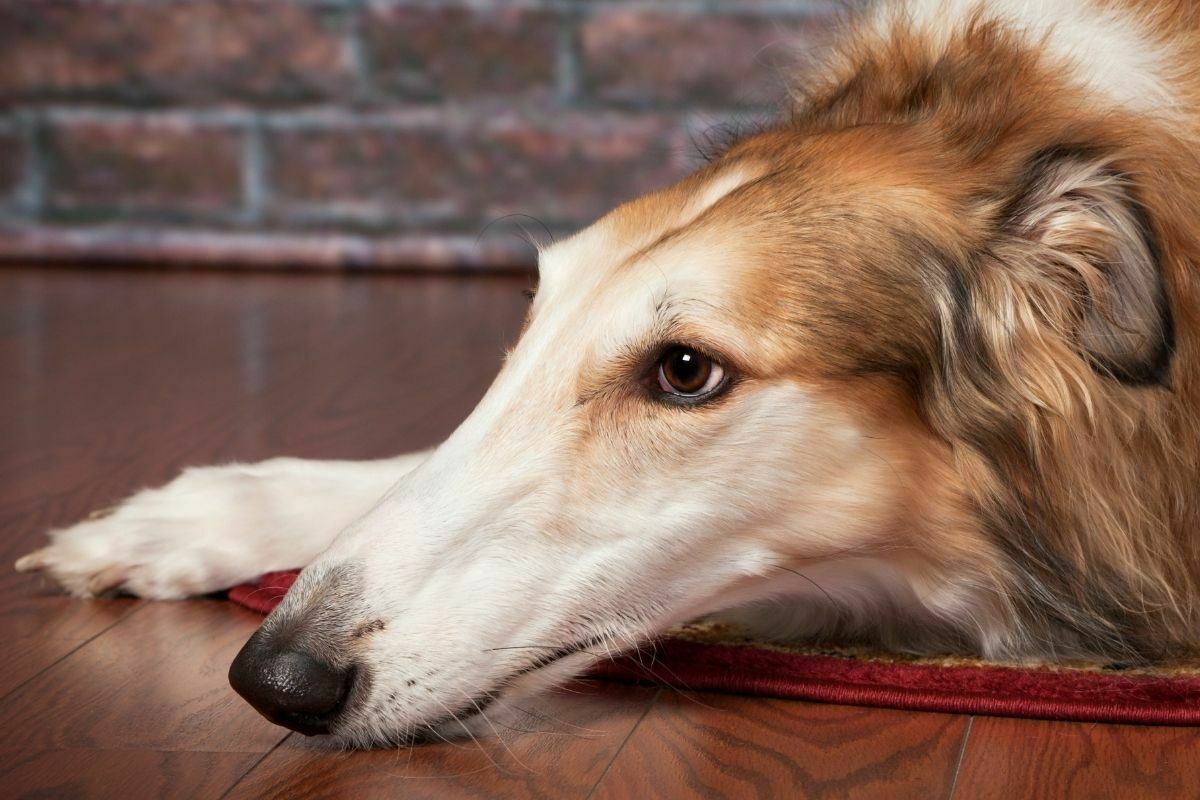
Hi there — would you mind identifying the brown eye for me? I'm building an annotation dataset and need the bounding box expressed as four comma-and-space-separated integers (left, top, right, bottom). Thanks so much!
657, 346, 725, 397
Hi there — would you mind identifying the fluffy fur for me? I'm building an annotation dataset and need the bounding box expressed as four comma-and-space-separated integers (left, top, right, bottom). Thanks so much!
776, 0, 1200, 659
16, 0, 1200, 745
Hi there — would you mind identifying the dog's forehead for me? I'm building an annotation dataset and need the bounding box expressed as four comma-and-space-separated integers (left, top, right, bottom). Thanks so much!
538, 161, 769, 289
525, 130, 965, 378
527, 171, 767, 351
540, 125, 958, 287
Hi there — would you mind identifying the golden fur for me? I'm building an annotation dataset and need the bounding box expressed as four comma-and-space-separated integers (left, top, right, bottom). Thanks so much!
661, 2, 1200, 660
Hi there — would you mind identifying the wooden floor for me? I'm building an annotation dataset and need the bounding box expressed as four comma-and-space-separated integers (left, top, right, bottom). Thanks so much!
1, 266, 1198, 799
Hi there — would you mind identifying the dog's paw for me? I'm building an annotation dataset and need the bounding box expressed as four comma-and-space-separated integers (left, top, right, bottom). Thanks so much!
14, 455, 413, 600
15, 468, 271, 599
15, 513, 247, 600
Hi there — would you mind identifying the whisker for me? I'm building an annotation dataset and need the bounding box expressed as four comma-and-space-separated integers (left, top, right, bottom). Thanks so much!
484, 644, 564, 652
771, 563, 838, 606
459, 688, 533, 773
474, 213, 556, 252
430, 696, 508, 774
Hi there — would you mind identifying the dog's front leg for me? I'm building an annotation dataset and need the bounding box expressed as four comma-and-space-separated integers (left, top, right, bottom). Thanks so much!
15, 451, 431, 599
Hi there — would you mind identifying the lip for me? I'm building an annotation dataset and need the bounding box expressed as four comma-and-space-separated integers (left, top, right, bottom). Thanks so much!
345, 635, 616, 746
268, 710, 341, 737
507, 635, 603, 679
408, 637, 608, 740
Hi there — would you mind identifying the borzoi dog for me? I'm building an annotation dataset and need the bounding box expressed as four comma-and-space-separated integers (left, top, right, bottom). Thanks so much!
17, 0, 1200, 747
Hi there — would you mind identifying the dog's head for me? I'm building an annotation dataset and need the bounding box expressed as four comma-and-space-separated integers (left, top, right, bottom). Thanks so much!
229, 37, 1181, 745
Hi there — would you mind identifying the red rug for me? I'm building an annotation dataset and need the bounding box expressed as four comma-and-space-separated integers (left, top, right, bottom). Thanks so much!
230, 569, 1200, 726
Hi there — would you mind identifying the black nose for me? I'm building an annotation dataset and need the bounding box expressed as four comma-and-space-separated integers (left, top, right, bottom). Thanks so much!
228, 628, 354, 735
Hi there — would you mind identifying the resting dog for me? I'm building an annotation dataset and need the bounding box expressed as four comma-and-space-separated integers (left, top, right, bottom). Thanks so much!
16, 0, 1200, 746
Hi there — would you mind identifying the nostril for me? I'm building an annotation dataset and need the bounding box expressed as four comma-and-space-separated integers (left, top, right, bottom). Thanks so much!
229, 630, 354, 735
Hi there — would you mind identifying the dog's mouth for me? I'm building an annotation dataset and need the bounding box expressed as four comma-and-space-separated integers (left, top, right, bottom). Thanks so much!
347, 633, 619, 747
505, 632, 612, 679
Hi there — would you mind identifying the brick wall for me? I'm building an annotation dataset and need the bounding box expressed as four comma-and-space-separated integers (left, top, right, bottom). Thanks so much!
0, 1, 839, 270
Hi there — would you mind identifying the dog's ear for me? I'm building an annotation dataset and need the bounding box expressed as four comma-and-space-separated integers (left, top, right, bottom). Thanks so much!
1001, 149, 1173, 384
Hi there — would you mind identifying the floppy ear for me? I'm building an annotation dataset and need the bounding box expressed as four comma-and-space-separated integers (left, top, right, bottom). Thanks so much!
1003, 149, 1174, 384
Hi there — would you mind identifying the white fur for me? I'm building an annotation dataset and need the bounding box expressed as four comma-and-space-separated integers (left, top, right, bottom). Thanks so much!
16, 454, 428, 599
880, 0, 1178, 114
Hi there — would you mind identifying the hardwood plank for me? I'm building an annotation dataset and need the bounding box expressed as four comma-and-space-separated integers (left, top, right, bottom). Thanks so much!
0, 577, 138, 642
225, 682, 661, 800
952, 716, 1200, 800
14, 266, 1186, 798
0, 636, 85, 699
0, 600, 287, 753
0, 269, 527, 540
0, 748, 261, 800
591, 692, 970, 800
0, 268, 526, 648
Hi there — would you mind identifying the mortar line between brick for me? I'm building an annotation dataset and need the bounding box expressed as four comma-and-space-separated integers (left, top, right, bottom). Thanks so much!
241, 118, 270, 225
327, 0, 836, 16
17, 110, 48, 217
339, 2, 373, 99
13, 103, 780, 130
38, 107, 254, 126
555, 7, 583, 106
